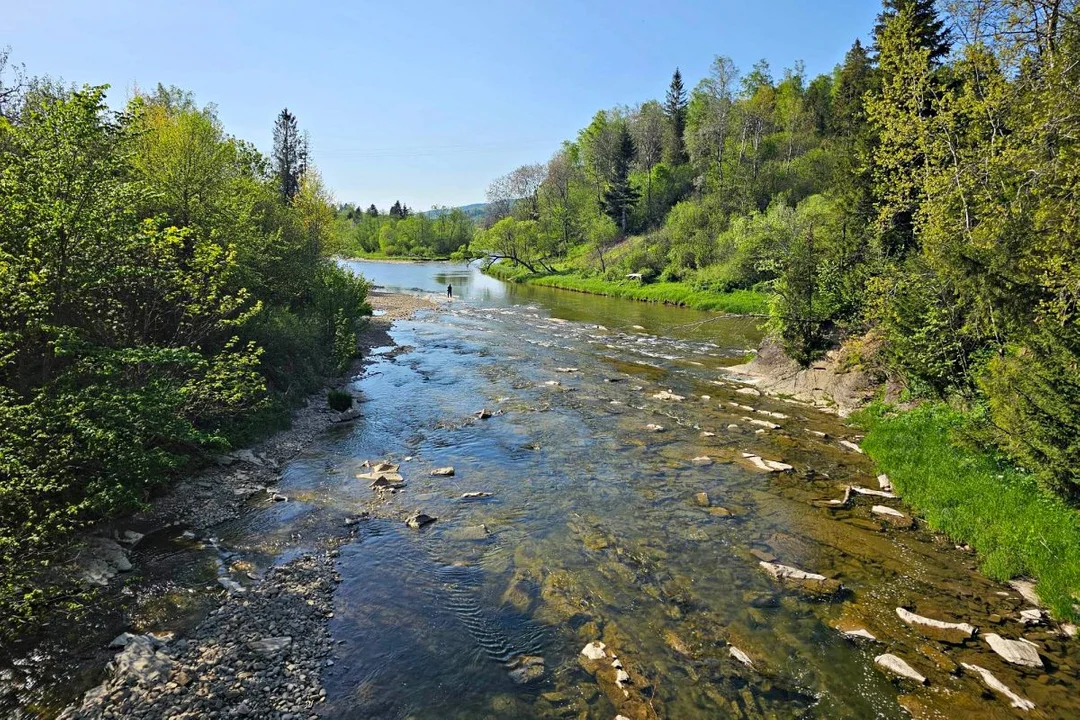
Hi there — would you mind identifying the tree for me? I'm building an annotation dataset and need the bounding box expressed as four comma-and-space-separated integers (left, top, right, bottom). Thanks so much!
578, 110, 622, 210
272, 108, 308, 202
367, 204, 378, 217
831, 39, 875, 137
664, 67, 689, 163
601, 124, 641, 233
508, 163, 546, 219
686, 55, 739, 194
873, 0, 951, 65
389, 200, 403, 218
630, 101, 665, 225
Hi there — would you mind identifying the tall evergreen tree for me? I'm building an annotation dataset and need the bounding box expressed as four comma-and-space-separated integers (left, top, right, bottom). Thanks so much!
873, 0, 951, 65
830, 39, 875, 137
272, 108, 308, 202
664, 68, 689, 163
602, 124, 641, 233
389, 200, 402, 218
367, 204, 379, 217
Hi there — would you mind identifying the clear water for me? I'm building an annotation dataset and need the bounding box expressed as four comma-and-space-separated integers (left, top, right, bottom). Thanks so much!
7, 260, 1078, 719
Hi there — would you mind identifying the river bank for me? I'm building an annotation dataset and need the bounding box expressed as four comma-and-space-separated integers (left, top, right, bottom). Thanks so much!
483, 261, 769, 315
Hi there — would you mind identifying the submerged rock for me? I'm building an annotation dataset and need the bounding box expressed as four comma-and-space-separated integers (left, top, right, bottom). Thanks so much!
694, 492, 711, 507
742, 453, 793, 473
692, 456, 713, 466
580, 641, 608, 661
874, 654, 927, 684
896, 607, 976, 644
430, 466, 455, 476
729, 646, 754, 668
460, 491, 492, 500
506, 654, 544, 684
476, 408, 492, 419
961, 663, 1036, 710
841, 628, 877, 641
983, 633, 1043, 668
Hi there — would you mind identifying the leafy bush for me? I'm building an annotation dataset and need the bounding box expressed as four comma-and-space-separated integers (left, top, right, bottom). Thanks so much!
327, 389, 353, 412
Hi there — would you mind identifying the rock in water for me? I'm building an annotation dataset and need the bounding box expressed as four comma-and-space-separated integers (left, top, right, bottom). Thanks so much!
476, 408, 492, 419
729, 646, 754, 668
460, 491, 492, 500
645, 424, 665, 433
877, 474, 893, 492
405, 512, 437, 529
759, 561, 843, 596
839, 440, 864, 453
694, 492, 711, 507
652, 390, 685, 401
961, 663, 1036, 711
506, 655, 544, 684
895, 607, 976, 644
430, 466, 455, 476
247, 636, 292, 655
692, 456, 713, 466
580, 641, 607, 661
875, 654, 927, 684
982, 634, 1043, 668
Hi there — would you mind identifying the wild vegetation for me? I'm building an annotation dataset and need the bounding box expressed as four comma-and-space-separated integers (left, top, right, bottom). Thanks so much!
472, 1, 1080, 505
331, 200, 476, 259
0, 53, 369, 631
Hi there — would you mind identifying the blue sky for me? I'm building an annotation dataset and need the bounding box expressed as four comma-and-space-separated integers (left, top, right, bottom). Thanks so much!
4, 0, 881, 210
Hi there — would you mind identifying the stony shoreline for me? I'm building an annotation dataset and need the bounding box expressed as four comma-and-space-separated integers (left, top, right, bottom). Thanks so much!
60, 291, 439, 719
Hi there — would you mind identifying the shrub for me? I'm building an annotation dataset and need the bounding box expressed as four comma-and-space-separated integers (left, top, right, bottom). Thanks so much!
327, 389, 353, 412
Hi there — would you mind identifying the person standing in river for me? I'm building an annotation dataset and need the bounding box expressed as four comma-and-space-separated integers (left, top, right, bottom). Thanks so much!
447, 283, 453, 299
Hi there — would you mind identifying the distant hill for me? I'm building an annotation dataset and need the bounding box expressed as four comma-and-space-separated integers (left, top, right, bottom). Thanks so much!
422, 202, 491, 221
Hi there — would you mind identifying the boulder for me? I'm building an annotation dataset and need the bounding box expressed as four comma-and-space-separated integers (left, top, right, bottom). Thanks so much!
896, 607, 975, 644
982, 634, 1043, 668
580, 641, 608, 661
736, 387, 761, 397
1019, 609, 1044, 626
430, 466, 455, 477
406, 512, 437, 529
694, 492, 711, 507
330, 406, 362, 423
109, 635, 174, 686
961, 663, 1035, 710
874, 654, 927, 684
460, 491, 492, 500
692, 456, 713, 466
759, 561, 843, 596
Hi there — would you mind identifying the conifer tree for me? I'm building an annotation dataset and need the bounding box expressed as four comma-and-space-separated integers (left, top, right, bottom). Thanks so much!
664, 68, 688, 163
602, 124, 641, 233
367, 204, 379, 217
272, 108, 308, 201
873, 0, 951, 65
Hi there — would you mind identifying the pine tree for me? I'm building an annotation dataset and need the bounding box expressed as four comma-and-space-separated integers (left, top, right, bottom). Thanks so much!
389, 200, 402, 218
831, 39, 875, 137
873, 0, 951, 65
602, 124, 641, 233
664, 68, 688, 163
367, 204, 379, 217
272, 108, 308, 201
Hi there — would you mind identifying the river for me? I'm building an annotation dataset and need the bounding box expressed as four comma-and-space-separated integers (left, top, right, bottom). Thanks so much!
6, 259, 1077, 719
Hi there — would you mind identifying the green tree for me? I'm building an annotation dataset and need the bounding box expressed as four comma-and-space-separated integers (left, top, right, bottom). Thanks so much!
664, 67, 689, 163
272, 107, 307, 202
601, 124, 641, 233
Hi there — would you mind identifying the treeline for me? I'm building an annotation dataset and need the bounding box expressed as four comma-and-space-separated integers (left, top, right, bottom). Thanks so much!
332, 201, 475, 258
0, 53, 369, 628
478, 0, 1080, 497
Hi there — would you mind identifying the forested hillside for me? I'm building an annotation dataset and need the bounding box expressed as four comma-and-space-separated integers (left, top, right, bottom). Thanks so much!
0, 54, 369, 628
475, 0, 1080, 499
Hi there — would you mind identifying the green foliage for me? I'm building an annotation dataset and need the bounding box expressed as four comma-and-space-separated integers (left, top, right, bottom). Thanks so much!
0, 77, 369, 631
858, 403, 1080, 620
326, 388, 353, 412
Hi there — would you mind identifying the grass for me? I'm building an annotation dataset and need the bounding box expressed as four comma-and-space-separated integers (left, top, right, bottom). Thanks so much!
484, 263, 770, 315
856, 402, 1080, 620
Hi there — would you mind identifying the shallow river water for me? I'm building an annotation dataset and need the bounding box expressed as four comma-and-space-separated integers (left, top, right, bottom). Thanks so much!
9, 260, 1080, 719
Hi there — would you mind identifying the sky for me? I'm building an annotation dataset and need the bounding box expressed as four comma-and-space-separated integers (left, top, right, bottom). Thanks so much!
4, 0, 882, 210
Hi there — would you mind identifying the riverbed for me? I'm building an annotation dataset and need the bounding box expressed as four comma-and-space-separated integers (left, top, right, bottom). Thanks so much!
8, 260, 1078, 719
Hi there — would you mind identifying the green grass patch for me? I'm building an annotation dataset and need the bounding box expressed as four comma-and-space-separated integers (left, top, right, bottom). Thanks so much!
483, 264, 769, 315
856, 402, 1080, 619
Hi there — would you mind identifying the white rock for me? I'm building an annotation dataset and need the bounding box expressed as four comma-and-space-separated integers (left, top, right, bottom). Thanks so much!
841, 628, 877, 641
727, 423, 739, 430
736, 387, 761, 396
1019, 608, 1044, 625
615, 669, 631, 686
839, 440, 864, 453
874, 654, 926, 684
759, 561, 826, 582
851, 485, 897, 499
877, 474, 893, 492
555, 367, 579, 373
729, 646, 754, 668
983, 633, 1043, 668
1009, 579, 1040, 606
652, 390, 684, 401
961, 663, 1035, 711
871, 505, 905, 518
743, 417, 780, 430
430, 466, 455, 477
701, 431, 716, 437
692, 456, 713, 466
543, 380, 561, 387
896, 607, 975, 639
580, 641, 607, 661
645, 424, 665, 432
756, 410, 788, 420
742, 454, 792, 473
460, 491, 492, 500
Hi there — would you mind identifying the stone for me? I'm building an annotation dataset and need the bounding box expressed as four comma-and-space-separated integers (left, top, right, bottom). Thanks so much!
109, 632, 138, 648
652, 390, 685, 401
735, 387, 761, 396
742, 454, 793, 473
218, 577, 245, 594
877, 474, 893, 492
580, 641, 607, 661
692, 456, 713, 466
708, 507, 733, 517
430, 466, 455, 477
850, 485, 897, 499
871, 505, 913, 528
1009, 579, 1040, 606
749, 548, 777, 563
369, 476, 406, 491
449, 524, 490, 541
759, 561, 843, 595
839, 440, 864, 453
644, 424, 665, 433
406, 512, 437, 529
506, 655, 544, 684
727, 424, 739, 430
476, 408, 492, 419
555, 367, 579, 373
841, 628, 877, 641
1019, 609, 1044, 625
874, 654, 927, 684
543, 380, 561, 387
271, 493, 288, 502
460, 491, 492, 500
896, 607, 976, 644
109, 635, 174, 686
118, 530, 144, 546
694, 492, 710, 507
729, 646, 754, 668
247, 637, 292, 655
871, 504, 904, 518
756, 409, 788, 420
329, 406, 362, 423
372, 461, 399, 473
961, 663, 1035, 710
701, 431, 716, 437
983, 633, 1043, 668
744, 417, 780, 430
